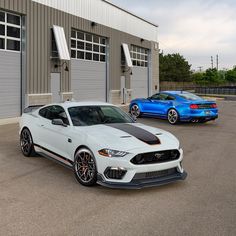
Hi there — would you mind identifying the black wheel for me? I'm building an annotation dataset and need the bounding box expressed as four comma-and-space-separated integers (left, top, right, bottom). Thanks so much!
130, 104, 141, 118
20, 128, 35, 157
167, 109, 179, 125
74, 148, 97, 186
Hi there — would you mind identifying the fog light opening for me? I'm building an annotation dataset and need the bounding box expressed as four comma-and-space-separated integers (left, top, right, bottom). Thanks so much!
104, 167, 127, 180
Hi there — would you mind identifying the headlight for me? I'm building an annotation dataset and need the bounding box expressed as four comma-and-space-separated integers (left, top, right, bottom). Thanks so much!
98, 149, 129, 157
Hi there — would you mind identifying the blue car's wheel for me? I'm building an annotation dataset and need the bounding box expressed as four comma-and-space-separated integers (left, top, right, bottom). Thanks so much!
130, 104, 141, 118
167, 109, 179, 125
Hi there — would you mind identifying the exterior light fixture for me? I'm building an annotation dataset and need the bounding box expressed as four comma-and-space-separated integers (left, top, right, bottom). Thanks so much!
91, 21, 97, 27
54, 62, 69, 72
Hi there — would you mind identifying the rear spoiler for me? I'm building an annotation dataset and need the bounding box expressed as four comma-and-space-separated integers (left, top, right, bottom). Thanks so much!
23, 105, 44, 113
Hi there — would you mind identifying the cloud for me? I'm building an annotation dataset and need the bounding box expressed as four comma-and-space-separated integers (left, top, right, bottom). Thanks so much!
110, 0, 236, 70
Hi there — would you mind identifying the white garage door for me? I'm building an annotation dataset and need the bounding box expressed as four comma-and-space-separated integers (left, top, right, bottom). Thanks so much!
130, 45, 149, 99
71, 60, 106, 102
0, 11, 21, 119
0, 52, 21, 118
70, 30, 107, 102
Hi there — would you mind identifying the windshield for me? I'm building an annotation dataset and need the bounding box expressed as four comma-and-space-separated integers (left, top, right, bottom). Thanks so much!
68, 106, 134, 126
177, 92, 203, 101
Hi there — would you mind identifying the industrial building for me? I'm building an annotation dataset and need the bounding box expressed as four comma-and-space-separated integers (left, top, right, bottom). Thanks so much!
0, 0, 159, 119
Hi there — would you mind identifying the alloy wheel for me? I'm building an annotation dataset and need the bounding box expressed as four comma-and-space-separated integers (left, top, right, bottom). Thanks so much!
130, 104, 140, 118
168, 109, 179, 124
20, 129, 34, 156
74, 149, 96, 184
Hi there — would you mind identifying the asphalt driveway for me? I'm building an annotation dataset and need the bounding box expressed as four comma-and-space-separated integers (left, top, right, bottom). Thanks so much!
0, 101, 235, 236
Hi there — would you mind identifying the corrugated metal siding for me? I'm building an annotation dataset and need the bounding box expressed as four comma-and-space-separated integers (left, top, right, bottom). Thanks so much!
0, 51, 21, 118
131, 67, 148, 99
32, 0, 158, 42
0, 0, 27, 14
71, 60, 106, 102
0, 0, 158, 100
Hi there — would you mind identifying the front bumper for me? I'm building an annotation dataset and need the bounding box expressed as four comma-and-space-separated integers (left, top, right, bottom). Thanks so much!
95, 148, 187, 189
97, 170, 187, 189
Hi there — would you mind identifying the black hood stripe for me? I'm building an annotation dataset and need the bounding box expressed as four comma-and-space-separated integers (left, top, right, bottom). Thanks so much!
105, 124, 160, 145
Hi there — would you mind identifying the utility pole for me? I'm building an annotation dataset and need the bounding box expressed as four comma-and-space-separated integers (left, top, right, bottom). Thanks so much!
216, 54, 219, 70
197, 66, 203, 72
211, 56, 213, 69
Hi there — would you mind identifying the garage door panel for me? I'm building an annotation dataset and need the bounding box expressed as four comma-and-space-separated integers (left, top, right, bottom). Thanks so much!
71, 59, 106, 102
131, 67, 148, 99
0, 51, 21, 119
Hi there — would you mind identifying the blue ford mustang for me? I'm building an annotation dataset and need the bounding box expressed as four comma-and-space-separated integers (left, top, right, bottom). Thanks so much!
129, 91, 218, 124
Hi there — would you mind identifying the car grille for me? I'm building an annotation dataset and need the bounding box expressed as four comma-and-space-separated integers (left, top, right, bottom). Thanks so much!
130, 149, 180, 165
197, 104, 213, 109
133, 168, 178, 180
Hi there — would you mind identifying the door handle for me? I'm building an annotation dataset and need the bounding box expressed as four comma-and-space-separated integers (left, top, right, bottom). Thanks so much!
68, 138, 72, 143
40, 124, 44, 127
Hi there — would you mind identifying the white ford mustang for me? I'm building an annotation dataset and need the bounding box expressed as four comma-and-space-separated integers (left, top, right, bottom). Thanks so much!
19, 101, 187, 189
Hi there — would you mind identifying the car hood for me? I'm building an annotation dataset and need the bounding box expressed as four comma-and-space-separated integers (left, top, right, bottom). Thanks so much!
74, 123, 179, 152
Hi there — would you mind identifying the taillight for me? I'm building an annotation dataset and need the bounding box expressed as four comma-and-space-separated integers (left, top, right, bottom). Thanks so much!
190, 104, 199, 109
211, 103, 217, 108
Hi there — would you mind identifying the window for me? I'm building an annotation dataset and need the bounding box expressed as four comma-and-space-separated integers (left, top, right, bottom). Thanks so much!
7, 39, 20, 51
68, 106, 133, 126
150, 93, 176, 101
0, 12, 5, 22
71, 30, 106, 62
39, 106, 70, 125
130, 45, 148, 67
7, 13, 20, 25
0, 11, 21, 52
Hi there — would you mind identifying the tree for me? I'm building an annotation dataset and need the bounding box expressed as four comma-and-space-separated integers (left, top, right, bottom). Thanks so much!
192, 68, 227, 85
225, 67, 236, 83
159, 53, 192, 82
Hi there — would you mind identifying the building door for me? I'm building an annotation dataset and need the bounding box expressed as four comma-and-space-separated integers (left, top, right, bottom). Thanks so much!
51, 73, 61, 103
131, 67, 148, 99
0, 11, 22, 119
0, 52, 21, 118
71, 30, 107, 102
130, 45, 149, 99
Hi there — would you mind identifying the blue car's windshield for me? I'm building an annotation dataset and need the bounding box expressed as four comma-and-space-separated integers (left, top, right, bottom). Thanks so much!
177, 93, 203, 101
68, 106, 134, 126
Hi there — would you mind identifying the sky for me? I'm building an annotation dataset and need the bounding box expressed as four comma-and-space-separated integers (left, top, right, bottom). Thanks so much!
110, 0, 236, 71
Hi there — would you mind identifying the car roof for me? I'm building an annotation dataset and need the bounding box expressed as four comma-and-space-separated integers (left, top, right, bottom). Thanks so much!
162, 91, 190, 95
44, 101, 116, 109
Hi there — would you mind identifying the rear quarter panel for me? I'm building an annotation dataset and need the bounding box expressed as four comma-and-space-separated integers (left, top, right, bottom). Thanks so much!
19, 112, 41, 144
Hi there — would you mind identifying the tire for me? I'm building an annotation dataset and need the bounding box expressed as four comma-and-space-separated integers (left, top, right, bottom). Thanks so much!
167, 109, 179, 125
20, 128, 36, 157
130, 104, 141, 118
74, 148, 97, 186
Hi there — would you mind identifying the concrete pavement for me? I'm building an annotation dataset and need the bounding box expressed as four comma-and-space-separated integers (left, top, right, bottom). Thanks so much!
0, 101, 235, 236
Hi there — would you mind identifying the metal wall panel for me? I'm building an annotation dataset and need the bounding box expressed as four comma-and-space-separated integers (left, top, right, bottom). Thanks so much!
131, 67, 148, 99
71, 60, 106, 102
0, 0, 159, 106
0, 51, 21, 118
32, 0, 158, 42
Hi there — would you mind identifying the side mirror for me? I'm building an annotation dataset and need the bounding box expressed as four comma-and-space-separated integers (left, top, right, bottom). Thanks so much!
52, 119, 67, 127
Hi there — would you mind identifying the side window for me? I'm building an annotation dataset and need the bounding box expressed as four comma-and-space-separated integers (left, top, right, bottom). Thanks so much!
150, 93, 161, 100
39, 106, 70, 125
167, 95, 175, 101
39, 107, 48, 118
159, 93, 169, 100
